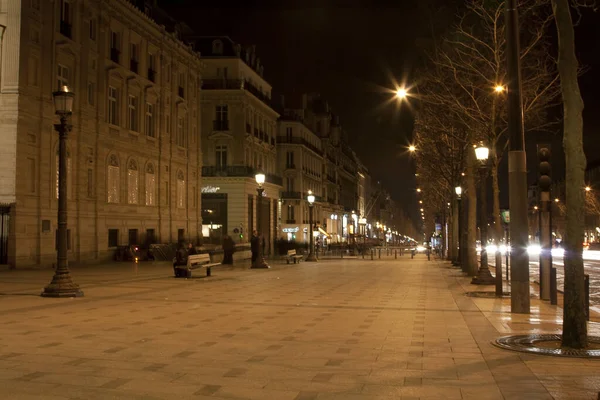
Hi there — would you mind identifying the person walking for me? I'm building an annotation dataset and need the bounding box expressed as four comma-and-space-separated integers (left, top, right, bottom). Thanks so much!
250, 230, 260, 263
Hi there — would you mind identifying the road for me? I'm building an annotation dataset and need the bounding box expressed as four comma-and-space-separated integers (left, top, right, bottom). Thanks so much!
488, 252, 600, 312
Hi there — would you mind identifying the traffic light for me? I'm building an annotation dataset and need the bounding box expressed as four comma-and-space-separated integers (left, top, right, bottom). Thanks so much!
537, 144, 551, 192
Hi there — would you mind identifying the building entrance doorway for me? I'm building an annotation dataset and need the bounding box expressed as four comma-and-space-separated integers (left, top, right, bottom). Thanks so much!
0, 206, 10, 264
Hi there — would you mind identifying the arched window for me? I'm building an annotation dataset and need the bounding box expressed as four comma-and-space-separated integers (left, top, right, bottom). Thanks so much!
176, 170, 185, 209
127, 159, 138, 204
55, 148, 72, 200
145, 163, 156, 206
212, 39, 223, 55
107, 154, 120, 203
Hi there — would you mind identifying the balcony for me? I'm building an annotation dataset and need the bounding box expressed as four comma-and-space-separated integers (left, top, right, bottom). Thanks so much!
276, 136, 321, 155
130, 59, 138, 74
281, 191, 301, 199
148, 69, 156, 82
202, 166, 282, 186
201, 79, 273, 108
110, 48, 120, 63
60, 21, 72, 39
178, 86, 185, 98
285, 164, 296, 170
213, 120, 229, 131
327, 197, 336, 204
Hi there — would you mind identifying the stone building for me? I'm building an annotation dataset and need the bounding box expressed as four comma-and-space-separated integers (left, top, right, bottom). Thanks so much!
0, 0, 203, 268
192, 36, 281, 253
277, 108, 327, 244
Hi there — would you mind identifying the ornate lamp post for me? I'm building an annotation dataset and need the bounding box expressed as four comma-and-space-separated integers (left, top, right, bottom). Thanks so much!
252, 171, 269, 269
472, 142, 495, 284
41, 86, 83, 298
306, 191, 318, 262
455, 186, 462, 267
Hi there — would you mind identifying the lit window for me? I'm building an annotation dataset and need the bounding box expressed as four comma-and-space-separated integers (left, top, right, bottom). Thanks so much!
107, 154, 120, 203
127, 159, 138, 204
57, 64, 69, 89
216, 145, 227, 169
145, 163, 155, 206
176, 170, 185, 209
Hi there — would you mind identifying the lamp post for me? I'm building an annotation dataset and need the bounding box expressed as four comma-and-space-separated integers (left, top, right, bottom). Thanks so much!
252, 171, 269, 269
472, 142, 495, 285
41, 86, 83, 298
455, 186, 462, 267
306, 191, 318, 262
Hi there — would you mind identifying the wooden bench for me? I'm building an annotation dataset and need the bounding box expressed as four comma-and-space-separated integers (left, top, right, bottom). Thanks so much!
283, 249, 303, 264
174, 253, 221, 278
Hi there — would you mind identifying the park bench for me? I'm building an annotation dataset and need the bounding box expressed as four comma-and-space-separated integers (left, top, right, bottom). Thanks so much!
284, 249, 303, 264
174, 253, 221, 278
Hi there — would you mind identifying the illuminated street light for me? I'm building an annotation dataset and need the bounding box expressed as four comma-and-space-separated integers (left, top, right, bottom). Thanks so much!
585, 186, 591, 192
494, 85, 505, 93
396, 87, 408, 99
408, 144, 416, 152
416, 188, 421, 193
554, 198, 559, 203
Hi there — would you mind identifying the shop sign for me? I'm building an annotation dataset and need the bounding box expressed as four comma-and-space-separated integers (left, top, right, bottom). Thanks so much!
201, 186, 221, 193
282, 227, 299, 233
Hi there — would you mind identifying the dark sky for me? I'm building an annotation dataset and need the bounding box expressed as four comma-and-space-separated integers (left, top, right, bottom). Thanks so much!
160, 0, 600, 220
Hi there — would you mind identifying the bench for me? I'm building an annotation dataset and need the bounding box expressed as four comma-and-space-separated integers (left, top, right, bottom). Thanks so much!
174, 253, 221, 278
283, 249, 303, 264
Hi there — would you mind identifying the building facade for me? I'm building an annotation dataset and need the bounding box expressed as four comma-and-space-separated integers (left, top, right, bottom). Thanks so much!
0, 0, 203, 268
277, 109, 327, 244
194, 36, 281, 254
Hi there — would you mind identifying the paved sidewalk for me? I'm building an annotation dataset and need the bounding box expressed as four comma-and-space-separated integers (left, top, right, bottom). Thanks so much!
0, 257, 599, 399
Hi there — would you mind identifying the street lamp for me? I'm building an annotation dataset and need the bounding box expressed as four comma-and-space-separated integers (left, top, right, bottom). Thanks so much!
585, 186, 591, 192
494, 85, 505, 93
306, 190, 317, 262
396, 87, 408, 99
408, 145, 416, 152
416, 188, 421, 193
455, 186, 463, 267
472, 142, 495, 285
41, 86, 83, 298
251, 171, 269, 269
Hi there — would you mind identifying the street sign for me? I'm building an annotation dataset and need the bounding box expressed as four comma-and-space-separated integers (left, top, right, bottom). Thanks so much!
501, 210, 510, 224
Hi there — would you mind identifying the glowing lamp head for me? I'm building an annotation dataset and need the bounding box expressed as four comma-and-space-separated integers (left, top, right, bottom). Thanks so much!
455, 186, 462, 197
408, 145, 416, 152
474, 142, 489, 161
586, 186, 592, 192
416, 188, 421, 193
53, 85, 75, 116
494, 85, 505, 93
307, 190, 315, 205
255, 172, 266, 186
396, 88, 408, 99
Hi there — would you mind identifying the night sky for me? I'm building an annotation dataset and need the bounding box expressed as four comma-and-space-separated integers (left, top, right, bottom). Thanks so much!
160, 0, 600, 221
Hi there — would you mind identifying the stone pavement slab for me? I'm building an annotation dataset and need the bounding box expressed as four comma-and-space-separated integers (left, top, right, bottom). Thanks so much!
0, 258, 599, 399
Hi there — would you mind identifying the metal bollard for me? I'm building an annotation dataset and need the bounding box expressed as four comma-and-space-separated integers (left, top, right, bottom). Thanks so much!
585, 274, 590, 321
371, 249, 374, 260
341, 249, 343, 258
395, 250, 397, 259
378, 249, 381, 259
362, 250, 365, 259
550, 267, 557, 305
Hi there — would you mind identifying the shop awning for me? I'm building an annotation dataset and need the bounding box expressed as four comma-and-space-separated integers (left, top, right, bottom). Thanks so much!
319, 227, 331, 238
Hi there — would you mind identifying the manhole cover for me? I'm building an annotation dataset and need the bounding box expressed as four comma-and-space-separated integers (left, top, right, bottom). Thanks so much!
494, 334, 600, 358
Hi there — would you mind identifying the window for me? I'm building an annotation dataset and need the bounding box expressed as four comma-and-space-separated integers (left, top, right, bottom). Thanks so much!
286, 127, 292, 140
128, 229, 138, 245
128, 95, 138, 131
145, 164, 156, 206
55, 151, 72, 200
110, 31, 120, 63
108, 86, 118, 125
147, 53, 156, 82
146, 103, 155, 137
216, 145, 227, 169
176, 116, 186, 147
60, 0, 72, 38
178, 72, 185, 98
286, 177, 294, 192
57, 64, 69, 89
107, 154, 120, 203
286, 151, 294, 168
212, 39, 223, 55
146, 229, 155, 244
108, 229, 119, 247
287, 205, 295, 221
215, 105, 228, 130
87, 82, 95, 105
176, 170, 185, 209
89, 19, 97, 41
130, 43, 138, 73
127, 159, 138, 204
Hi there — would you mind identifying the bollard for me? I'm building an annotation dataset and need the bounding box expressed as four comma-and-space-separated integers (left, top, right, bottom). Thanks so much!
362, 250, 365, 259
550, 267, 557, 305
411, 250, 415, 259
341, 249, 343, 258
371, 249, 374, 260
585, 274, 590, 321
395, 250, 397, 259
378, 248, 381, 259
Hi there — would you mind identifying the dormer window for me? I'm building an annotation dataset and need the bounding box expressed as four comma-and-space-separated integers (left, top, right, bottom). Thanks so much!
212, 40, 223, 55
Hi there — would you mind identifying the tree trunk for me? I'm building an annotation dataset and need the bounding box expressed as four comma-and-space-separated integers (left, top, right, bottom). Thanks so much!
552, 0, 587, 349
466, 149, 478, 276
491, 152, 504, 268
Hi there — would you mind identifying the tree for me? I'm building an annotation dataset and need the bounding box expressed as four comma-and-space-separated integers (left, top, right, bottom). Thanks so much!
551, 0, 591, 349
